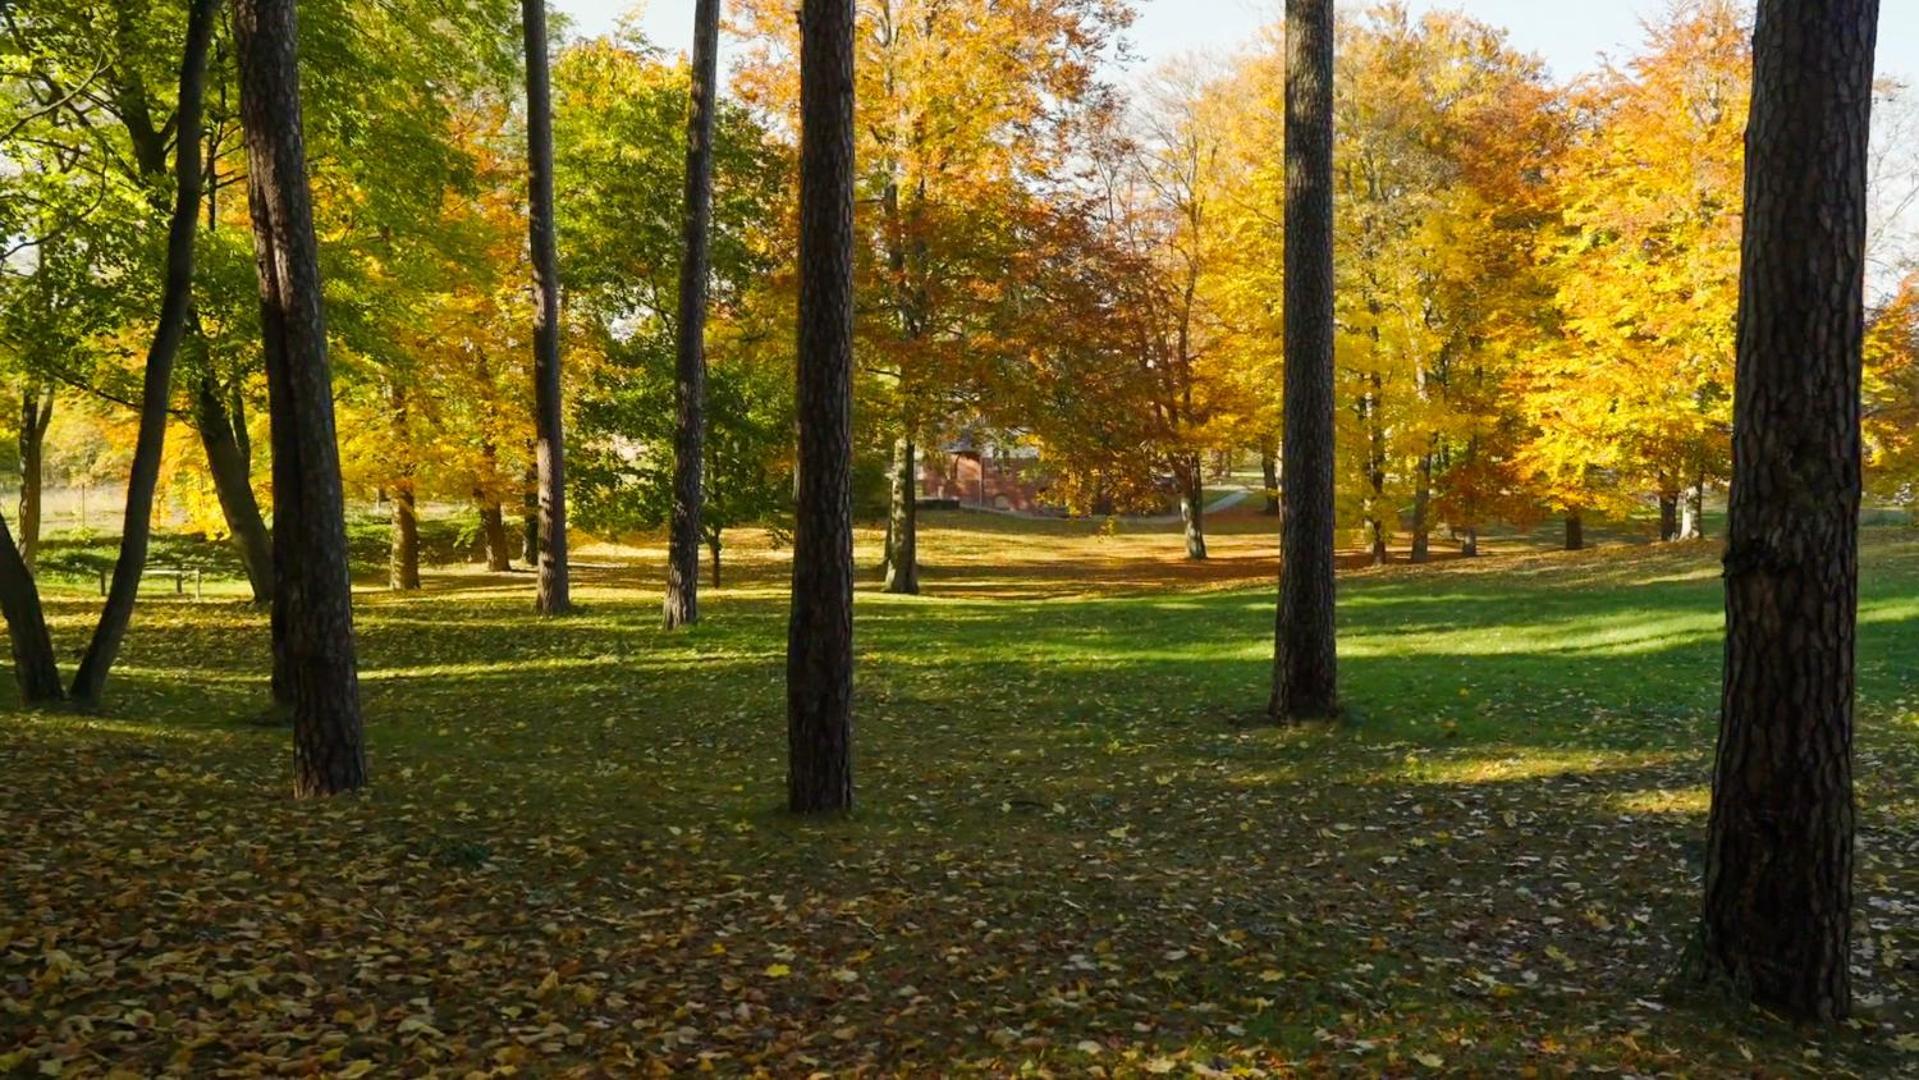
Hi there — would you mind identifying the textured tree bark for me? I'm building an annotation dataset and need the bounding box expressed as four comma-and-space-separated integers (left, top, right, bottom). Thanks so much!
1270, 0, 1338, 722
883, 436, 920, 591
1410, 452, 1432, 563
1658, 491, 1680, 542
522, 0, 570, 615
234, 0, 367, 796
194, 376, 273, 602
787, 0, 857, 814
1259, 436, 1280, 516
664, 0, 720, 630
1564, 511, 1584, 552
478, 496, 512, 571
1697, 0, 1878, 1023
69, 0, 217, 708
16, 388, 51, 571
0, 512, 62, 705
708, 535, 722, 588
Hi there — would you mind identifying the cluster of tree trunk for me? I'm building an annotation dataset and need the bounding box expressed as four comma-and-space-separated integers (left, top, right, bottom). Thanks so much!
1269, 0, 1339, 723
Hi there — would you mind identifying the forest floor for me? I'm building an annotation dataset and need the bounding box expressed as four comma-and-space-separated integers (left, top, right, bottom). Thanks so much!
3, 510, 1918, 1077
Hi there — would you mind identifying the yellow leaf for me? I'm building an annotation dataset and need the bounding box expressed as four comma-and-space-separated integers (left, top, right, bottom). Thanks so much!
764, 963, 791, 978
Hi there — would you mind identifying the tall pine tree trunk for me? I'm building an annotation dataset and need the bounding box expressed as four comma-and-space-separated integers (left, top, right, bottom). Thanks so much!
69, 0, 216, 708
883, 435, 920, 592
16, 387, 51, 571
522, 0, 570, 615
234, 0, 366, 796
787, 0, 857, 814
1271, 0, 1338, 722
193, 376, 273, 602
664, 0, 720, 629
1697, 0, 1878, 1022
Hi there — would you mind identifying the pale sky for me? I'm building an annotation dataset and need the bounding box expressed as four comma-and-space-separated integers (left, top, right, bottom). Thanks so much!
551, 0, 1919, 84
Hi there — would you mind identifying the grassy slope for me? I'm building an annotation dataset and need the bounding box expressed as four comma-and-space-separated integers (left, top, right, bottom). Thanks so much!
2, 511, 1916, 1076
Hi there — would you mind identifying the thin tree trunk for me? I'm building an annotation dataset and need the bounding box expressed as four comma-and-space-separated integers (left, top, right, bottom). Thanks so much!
1259, 435, 1280, 515
1271, 0, 1338, 723
17, 387, 51, 570
522, 0, 570, 615
1697, 0, 1877, 1023
69, 0, 216, 708
387, 383, 420, 591
1683, 474, 1705, 540
709, 534, 722, 588
521, 457, 538, 565
883, 435, 920, 591
1410, 451, 1432, 563
1658, 490, 1680, 542
0, 511, 62, 705
1180, 456, 1207, 561
234, 0, 367, 796
194, 376, 273, 603
787, 0, 856, 814
664, 0, 720, 630
478, 494, 511, 571
1565, 510, 1584, 552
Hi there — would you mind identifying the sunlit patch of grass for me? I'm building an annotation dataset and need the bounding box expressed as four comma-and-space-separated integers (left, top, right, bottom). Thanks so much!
1611, 786, 1711, 816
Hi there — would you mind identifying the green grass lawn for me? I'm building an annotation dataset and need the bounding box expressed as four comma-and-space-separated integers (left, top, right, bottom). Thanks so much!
3, 513, 1917, 1075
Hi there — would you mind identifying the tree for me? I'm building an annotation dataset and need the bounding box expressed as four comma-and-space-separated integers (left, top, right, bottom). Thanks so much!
1270, 0, 1337, 722
67, 0, 218, 706
233, 0, 367, 796
521, 0, 570, 615
665, 0, 722, 629
1695, 0, 1879, 1021
787, 0, 856, 814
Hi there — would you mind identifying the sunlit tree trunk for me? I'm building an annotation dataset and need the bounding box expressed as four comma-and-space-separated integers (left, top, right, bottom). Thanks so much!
1682, 473, 1706, 540
477, 493, 512, 571
522, 0, 570, 615
387, 383, 420, 591
1180, 454, 1207, 561
1697, 0, 1878, 1022
665, 0, 720, 629
234, 0, 367, 796
883, 435, 920, 591
70, 0, 217, 708
787, 0, 857, 814
1270, 0, 1338, 722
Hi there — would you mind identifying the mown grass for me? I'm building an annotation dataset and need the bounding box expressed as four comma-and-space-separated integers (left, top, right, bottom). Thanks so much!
2, 509, 1917, 1076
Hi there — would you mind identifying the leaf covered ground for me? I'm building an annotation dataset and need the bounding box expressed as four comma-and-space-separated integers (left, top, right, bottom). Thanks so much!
3, 512, 1919, 1076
